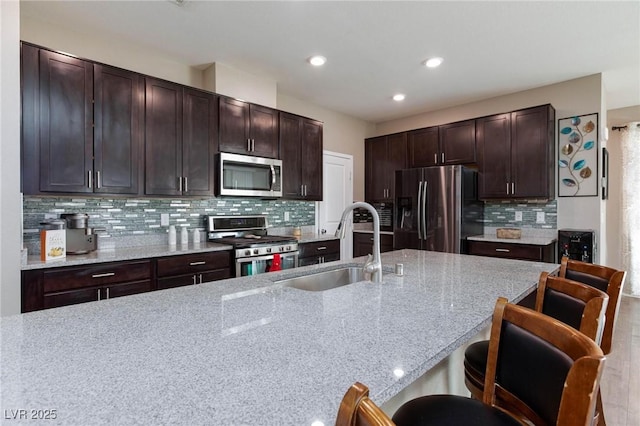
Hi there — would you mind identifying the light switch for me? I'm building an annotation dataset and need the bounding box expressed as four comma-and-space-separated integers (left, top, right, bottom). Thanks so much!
284, 211, 290, 221
515, 211, 523, 222
536, 212, 545, 223
160, 213, 169, 226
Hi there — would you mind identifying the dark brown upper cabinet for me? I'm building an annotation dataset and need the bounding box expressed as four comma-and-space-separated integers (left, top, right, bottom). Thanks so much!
365, 133, 407, 203
21, 43, 142, 195
144, 78, 217, 196
407, 120, 475, 168
218, 97, 279, 159
279, 112, 323, 200
476, 104, 555, 199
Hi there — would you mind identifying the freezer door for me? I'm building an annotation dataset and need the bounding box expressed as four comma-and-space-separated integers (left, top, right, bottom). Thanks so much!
422, 166, 461, 253
393, 168, 422, 250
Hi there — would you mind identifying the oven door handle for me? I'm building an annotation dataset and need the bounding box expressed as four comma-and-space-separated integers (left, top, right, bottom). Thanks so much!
236, 251, 300, 264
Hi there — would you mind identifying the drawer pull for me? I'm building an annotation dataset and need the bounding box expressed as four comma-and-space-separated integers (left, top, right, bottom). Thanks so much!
92, 272, 115, 278
190, 261, 206, 266
495, 248, 510, 253
316, 247, 327, 251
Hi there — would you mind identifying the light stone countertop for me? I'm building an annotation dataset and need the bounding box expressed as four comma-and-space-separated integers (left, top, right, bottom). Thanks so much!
1, 250, 555, 425
21, 242, 233, 271
467, 234, 557, 246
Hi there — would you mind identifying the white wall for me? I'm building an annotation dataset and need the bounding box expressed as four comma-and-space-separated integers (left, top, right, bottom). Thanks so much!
376, 74, 605, 262
1, 0, 22, 316
204, 62, 278, 108
277, 93, 375, 202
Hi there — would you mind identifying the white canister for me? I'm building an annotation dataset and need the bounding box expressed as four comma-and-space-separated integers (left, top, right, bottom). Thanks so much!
180, 226, 189, 245
168, 225, 177, 245
192, 228, 201, 243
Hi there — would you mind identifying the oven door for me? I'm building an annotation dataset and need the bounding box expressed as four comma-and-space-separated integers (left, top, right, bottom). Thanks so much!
236, 252, 298, 277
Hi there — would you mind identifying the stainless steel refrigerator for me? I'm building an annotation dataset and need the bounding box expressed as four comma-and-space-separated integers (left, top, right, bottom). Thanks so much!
394, 165, 483, 253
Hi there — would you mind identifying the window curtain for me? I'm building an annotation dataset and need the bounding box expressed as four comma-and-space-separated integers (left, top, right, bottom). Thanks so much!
621, 122, 640, 296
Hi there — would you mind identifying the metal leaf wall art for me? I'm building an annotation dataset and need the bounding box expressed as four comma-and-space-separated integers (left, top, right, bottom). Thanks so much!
558, 113, 598, 196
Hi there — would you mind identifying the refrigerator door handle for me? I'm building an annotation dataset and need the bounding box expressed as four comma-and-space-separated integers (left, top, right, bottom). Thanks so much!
422, 180, 428, 239
417, 181, 423, 240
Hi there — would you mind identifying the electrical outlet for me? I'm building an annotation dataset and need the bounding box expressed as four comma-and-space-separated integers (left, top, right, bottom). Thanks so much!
284, 211, 290, 221
536, 212, 545, 223
515, 211, 523, 222
160, 213, 169, 226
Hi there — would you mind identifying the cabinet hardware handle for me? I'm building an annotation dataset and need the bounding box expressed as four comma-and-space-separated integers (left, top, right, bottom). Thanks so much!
370, 238, 374, 241
189, 261, 206, 266
247, 139, 252, 151
96, 171, 101, 189
316, 246, 327, 251
506, 183, 510, 195
199, 274, 203, 284
495, 248, 510, 252
322, 256, 325, 263
301, 184, 304, 196
178, 176, 183, 192
97, 288, 101, 301
106, 287, 110, 299
92, 272, 115, 278
88, 170, 93, 189
252, 139, 256, 152
192, 275, 197, 285
511, 182, 515, 195
434, 153, 438, 163
183, 177, 188, 192
441, 153, 445, 163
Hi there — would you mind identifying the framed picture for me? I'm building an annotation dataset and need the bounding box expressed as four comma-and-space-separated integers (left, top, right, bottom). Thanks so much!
558, 112, 599, 197
601, 147, 608, 200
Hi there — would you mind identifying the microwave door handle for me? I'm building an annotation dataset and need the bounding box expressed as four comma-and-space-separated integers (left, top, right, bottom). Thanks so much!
270, 165, 276, 191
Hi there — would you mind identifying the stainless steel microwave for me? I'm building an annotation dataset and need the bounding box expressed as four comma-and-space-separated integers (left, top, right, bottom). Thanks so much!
217, 153, 283, 197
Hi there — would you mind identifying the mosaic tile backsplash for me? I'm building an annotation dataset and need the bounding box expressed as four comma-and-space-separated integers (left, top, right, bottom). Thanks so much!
23, 196, 315, 250
483, 199, 557, 229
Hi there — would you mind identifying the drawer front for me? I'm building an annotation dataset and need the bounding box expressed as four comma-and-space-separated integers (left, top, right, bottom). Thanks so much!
44, 287, 100, 309
467, 241, 543, 261
157, 269, 231, 290
157, 251, 231, 277
43, 260, 152, 292
298, 252, 341, 267
299, 239, 340, 258
107, 280, 152, 299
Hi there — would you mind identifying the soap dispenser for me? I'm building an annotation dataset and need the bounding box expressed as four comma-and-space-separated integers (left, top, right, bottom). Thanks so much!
180, 226, 189, 245
168, 225, 177, 246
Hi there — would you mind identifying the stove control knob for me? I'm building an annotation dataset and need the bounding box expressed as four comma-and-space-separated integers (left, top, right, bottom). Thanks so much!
286, 245, 291, 251
244, 250, 251, 256
266, 247, 272, 253
280, 246, 284, 252
253, 249, 259, 255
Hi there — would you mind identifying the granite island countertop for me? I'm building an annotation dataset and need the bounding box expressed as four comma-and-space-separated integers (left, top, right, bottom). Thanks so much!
1, 250, 556, 425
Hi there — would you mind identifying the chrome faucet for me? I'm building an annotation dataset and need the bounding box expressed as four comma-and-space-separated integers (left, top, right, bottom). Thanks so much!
335, 202, 383, 283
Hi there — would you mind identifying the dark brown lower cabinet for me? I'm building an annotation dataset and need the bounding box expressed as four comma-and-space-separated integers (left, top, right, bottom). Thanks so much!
467, 240, 556, 263
298, 239, 341, 266
353, 232, 394, 258
156, 251, 232, 290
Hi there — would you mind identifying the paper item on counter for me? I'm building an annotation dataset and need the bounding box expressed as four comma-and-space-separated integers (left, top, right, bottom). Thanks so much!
40, 229, 66, 261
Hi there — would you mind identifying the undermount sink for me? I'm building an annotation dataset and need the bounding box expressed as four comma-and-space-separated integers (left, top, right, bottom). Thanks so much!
277, 267, 376, 292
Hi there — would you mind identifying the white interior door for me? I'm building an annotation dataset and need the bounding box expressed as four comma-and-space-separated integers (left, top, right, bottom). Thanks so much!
318, 151, 353, 260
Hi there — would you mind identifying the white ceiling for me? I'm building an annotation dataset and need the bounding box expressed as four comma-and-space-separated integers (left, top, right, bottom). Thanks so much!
21, 1, 640, 123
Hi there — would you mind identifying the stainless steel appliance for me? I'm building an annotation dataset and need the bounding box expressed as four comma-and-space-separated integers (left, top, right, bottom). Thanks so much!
60, 213, 98, 254
217, 153, 283, 197
394, 165, 483, 253
206, 215, 298, 276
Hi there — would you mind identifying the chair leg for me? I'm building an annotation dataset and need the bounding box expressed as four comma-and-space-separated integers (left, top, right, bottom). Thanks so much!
596, 390, 606, 426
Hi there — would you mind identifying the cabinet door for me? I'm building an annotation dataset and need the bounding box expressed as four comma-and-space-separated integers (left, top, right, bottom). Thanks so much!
44, 287, 100, 309
477, 113, 511, 199
145, 78, 183, 195
38, 50, 93, 193
301, 118, 323, 200
94, 64, 141, 194
183, 88, 217, 196
511, 106, 553, 198
365, 136, 387, 202
249, 104, 279, 158
440, 119, 476, 164
219, 97, 250, 154
106, 280, 152, 299
279, 112, 303, 198
386, 133, 407, 201
408, 127, 439, 168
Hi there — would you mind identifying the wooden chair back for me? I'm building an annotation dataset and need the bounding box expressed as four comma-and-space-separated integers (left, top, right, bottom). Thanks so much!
484, 297, 606, 426
336, 382, 395, 426
535, 271, 609, 345
559, 256, 626, 354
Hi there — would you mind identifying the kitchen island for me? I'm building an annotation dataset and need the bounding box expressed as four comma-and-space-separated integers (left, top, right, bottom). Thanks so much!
1, 250, 555, 425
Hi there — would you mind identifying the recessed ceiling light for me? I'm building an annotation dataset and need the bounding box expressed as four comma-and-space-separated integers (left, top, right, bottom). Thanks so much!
393, 94, 406, 101
424, 57, 444, 68
308, 56, 327, 66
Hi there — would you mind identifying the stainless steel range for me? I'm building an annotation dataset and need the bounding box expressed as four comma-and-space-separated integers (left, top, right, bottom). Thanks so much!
205, 216, 298, 277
